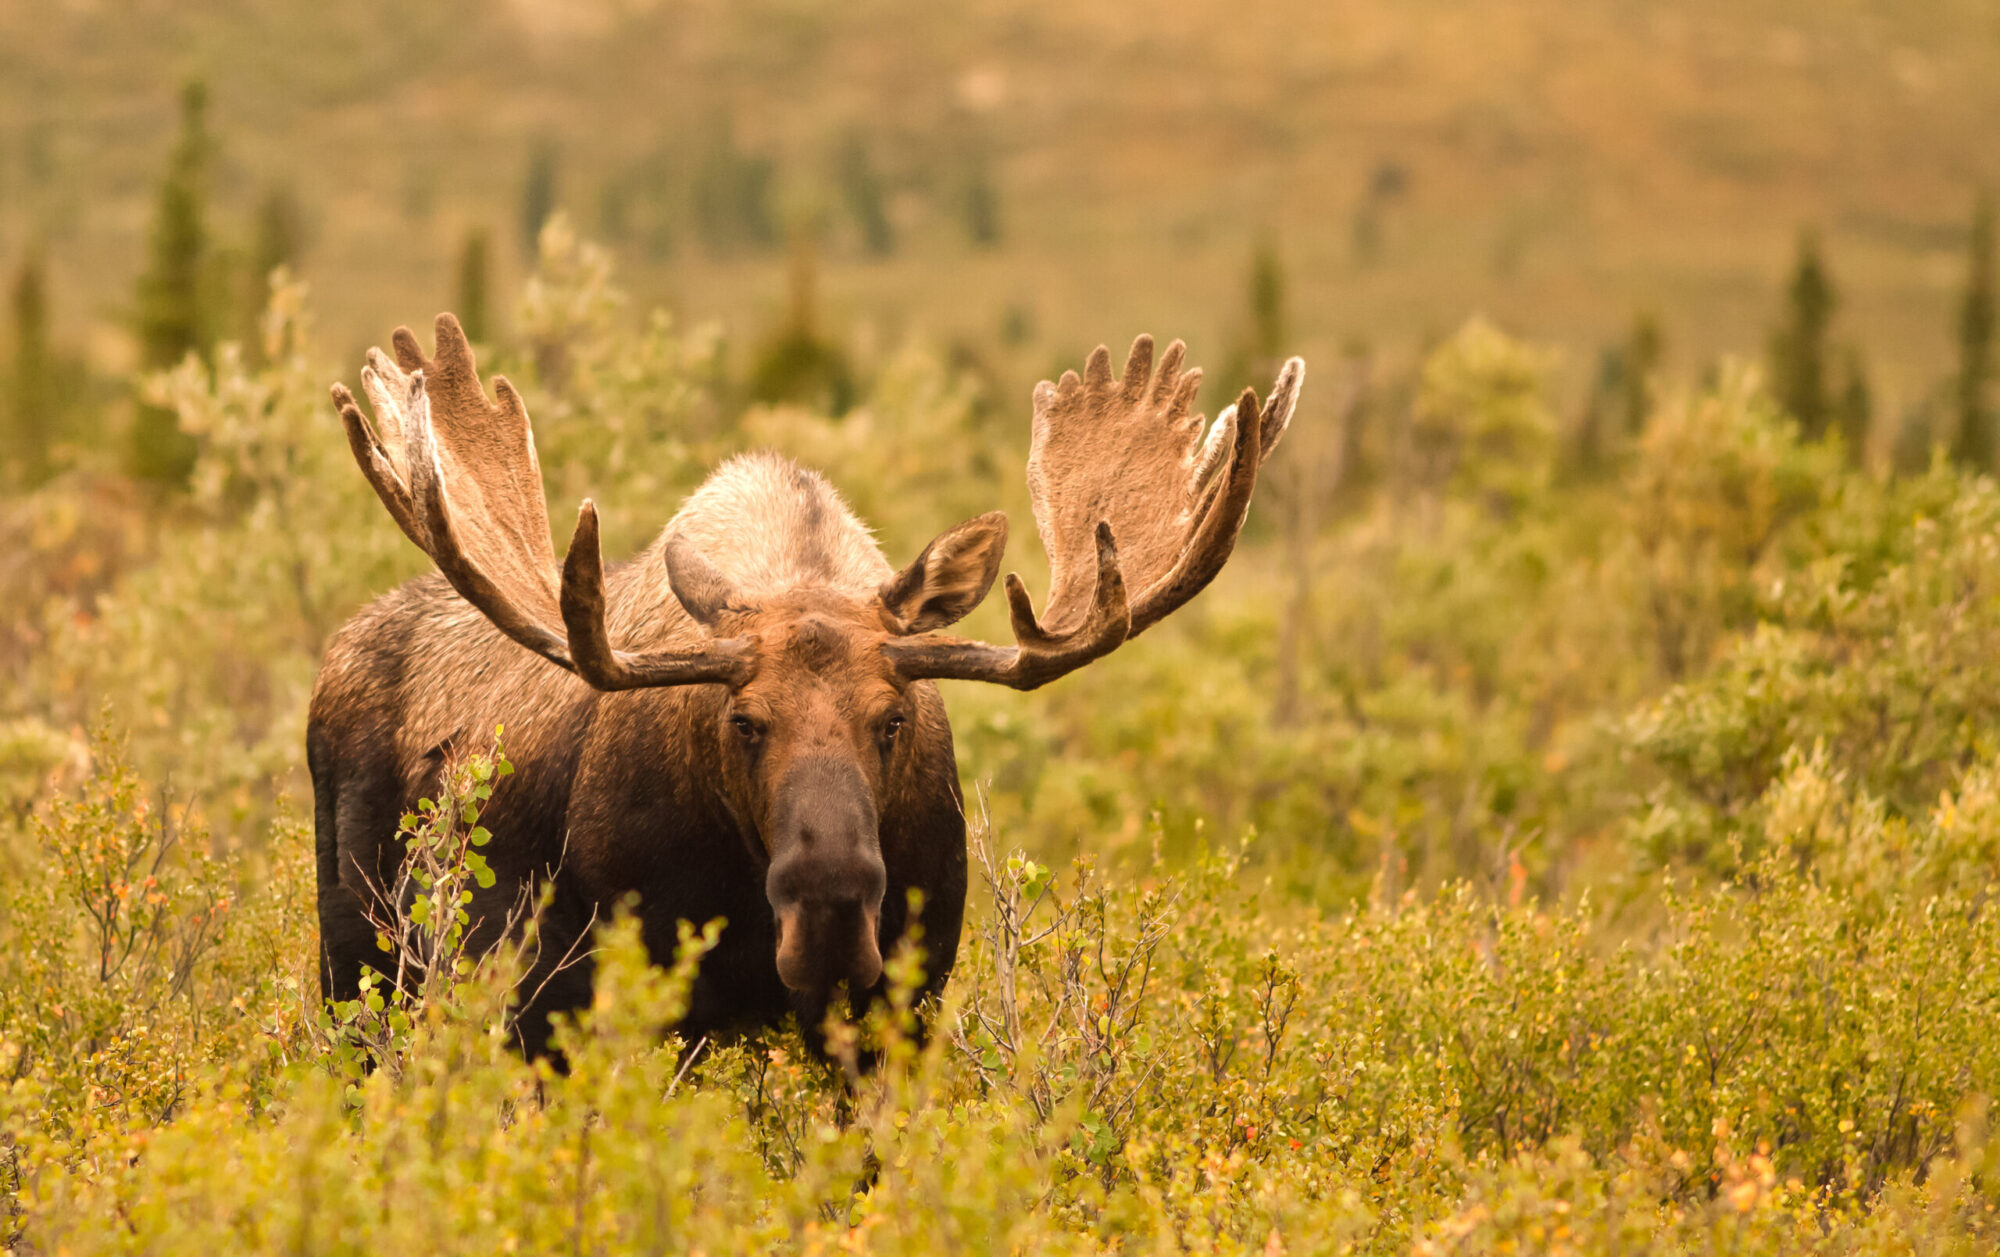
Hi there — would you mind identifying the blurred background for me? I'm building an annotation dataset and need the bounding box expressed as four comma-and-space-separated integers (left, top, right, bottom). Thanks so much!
4, 0, 2000, 904
4, 0, 1998, 421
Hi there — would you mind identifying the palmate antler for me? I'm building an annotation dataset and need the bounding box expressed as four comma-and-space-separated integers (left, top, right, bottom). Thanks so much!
883, 336, 1304, 689
330, 315, 751, 690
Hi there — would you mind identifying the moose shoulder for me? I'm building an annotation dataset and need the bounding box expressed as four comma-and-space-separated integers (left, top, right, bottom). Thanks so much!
309, 314, 1304, 1059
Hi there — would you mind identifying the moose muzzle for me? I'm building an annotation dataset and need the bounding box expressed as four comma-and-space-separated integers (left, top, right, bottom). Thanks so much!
764, 757, 888, 994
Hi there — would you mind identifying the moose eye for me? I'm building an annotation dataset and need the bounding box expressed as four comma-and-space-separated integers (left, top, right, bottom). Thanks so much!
879, 713, 907, 747
729, 714, 763, 744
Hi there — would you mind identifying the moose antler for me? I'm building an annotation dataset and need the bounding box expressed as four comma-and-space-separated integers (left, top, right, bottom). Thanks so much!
332, 314, 751, 690
885, 335, 1304, 689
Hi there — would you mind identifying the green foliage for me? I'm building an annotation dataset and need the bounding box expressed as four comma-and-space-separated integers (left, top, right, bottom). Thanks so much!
1405, 317, 1557, 519
6, 226, 2000, 1251
313, 734, 526, 1085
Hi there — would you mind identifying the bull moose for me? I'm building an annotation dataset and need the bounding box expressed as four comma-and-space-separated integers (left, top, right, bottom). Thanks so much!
310, 313, 1304, 1059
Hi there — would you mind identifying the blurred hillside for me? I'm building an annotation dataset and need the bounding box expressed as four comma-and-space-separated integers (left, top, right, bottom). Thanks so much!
2, 0, 1997, 413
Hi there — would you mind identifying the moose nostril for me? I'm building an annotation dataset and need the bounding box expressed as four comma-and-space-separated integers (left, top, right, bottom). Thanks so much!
772, 897, 885, 994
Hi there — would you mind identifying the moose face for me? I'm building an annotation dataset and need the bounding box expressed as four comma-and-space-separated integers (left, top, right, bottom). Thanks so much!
670, 516, 1011, 997
710, 595, 908, 995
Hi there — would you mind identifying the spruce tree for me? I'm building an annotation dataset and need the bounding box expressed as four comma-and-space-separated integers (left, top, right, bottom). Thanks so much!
131, 79, 212, 484
1622, 310, 1663, 437
520, 140, 560, 261
1768, 228, 1837, 441
1954, 196, 1996, 473
8, 251, 53, 486
963, 156, 1000, 248
748, 229, 853, 415
1572, 346, 1623, 478
242, 183, 303, 362
456, 228, 492, 345
251, 183, 303, 283
836, 133, 894, 257
1249, 235, 1286, 361
1837, 345, 1873, 468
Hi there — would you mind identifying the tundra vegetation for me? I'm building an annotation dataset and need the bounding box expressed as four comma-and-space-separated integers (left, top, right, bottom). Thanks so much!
0, 216, 1997, 1252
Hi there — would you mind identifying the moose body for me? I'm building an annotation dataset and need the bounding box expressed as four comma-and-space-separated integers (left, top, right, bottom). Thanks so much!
312, 315, 1301, 1059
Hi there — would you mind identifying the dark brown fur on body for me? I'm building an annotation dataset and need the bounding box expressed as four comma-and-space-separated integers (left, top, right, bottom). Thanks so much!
312, 315, 1302, 1063
312, 457, 970, 1057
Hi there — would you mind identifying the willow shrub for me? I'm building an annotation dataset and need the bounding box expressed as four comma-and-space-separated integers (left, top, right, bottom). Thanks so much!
5, 747, 1998, 1253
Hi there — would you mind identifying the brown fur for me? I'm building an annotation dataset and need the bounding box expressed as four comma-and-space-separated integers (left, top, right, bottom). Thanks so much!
311, 316, 1303, 1060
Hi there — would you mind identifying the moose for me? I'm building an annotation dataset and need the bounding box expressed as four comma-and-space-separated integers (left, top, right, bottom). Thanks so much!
310, 313, 1304, 1059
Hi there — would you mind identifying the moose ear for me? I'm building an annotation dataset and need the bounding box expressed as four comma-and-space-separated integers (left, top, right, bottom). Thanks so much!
879, 511, 1010, 634
664, 534, 740, 627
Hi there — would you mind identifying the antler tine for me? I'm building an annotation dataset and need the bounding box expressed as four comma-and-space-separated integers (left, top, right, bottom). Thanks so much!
885, 338, 1305, 690
400, 367, 574, 671
332, 380, 423, 549
1127, 384, 1262, 638
884, 521, 1129, 689
333, 312, 753, 692
561, 501, 752, 690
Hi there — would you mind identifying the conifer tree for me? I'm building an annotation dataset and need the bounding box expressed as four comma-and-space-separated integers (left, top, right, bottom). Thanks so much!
1622, 310, 1663, 437
131, 79, 212, 484
520, 140, 560, 261
1768, 228, 1837, 441
1837, 345, 1872, 468
242, 183, 303, 362
8, 250, 53, 486
456, 228, 492, 345
1249, 235, 1286, 362
963, 156, 1000, 248
1954, 196, 1996, 473
748, 229, 853, 414
836, 133, 894, 258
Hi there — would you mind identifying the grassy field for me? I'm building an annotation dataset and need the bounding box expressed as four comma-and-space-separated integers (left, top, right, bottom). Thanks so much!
5, 3, 2000, 1251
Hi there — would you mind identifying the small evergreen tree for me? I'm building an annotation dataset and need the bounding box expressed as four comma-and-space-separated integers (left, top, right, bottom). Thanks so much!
456, 228, 492, 345
519, 139, 560, 262
251, 183, 303, 283
1572, 346, 1623, 478
692, 118, 777, 256
242, 183, 303, 363
747, 230, 853, 415
131, 79, 213, 484
1954, 195, 1996, 473
1767, 227, 1837, 441
7, 250, 53, 485
1622, 310, 1664, 437
963, 156, 1000, 248
836, 133, 894, 258
1837, 344, 1872, 468
1249, 235, 1286, 362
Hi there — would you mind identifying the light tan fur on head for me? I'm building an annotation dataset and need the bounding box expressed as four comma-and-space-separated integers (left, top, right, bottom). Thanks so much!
666, 451, 892, 599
